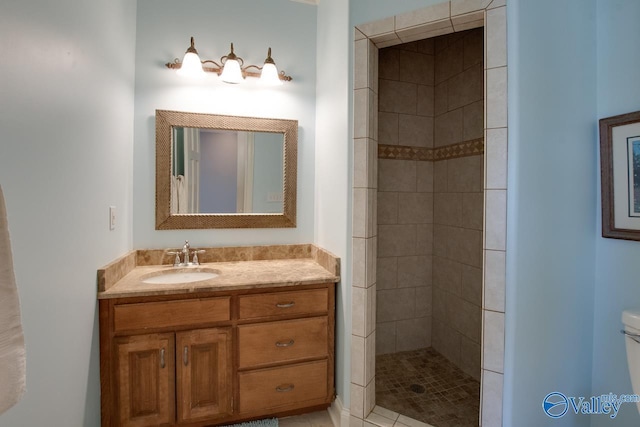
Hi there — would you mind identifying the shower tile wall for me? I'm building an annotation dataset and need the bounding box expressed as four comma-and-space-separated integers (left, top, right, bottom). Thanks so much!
376, 28, 484, 381
432, 29, 484, 382
377, 39, 435, 355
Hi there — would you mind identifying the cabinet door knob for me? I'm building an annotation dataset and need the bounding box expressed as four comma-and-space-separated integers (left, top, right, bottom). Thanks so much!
183, 346, 189, 366
275, 339, 295, 347
160, 348, 166, 369
276, 301, 295, 308
275, 384, 295, 393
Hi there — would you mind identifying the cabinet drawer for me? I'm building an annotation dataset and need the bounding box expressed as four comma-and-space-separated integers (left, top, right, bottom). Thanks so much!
238, 288, 328, 320
238, 317, 328, 368
238, 360, 328, 414
113, 297, 230, 332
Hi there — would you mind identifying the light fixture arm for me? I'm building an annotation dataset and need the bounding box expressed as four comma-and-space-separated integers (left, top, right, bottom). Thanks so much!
185, 37, 198, 55
221, 43, 244, 67
242, 64, 291, 81
201, 59, 224, 74
264, 47, 275, 65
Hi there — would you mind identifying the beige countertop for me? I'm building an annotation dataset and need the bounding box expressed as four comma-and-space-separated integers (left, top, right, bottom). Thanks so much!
98, 258, 339, 299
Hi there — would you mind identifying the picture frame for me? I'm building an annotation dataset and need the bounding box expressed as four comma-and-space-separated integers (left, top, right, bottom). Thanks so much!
600, 110, 640, 240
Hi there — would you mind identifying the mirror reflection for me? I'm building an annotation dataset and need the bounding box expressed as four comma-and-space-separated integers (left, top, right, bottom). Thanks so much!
171, 128, 284, 214
155, 110, 297, 229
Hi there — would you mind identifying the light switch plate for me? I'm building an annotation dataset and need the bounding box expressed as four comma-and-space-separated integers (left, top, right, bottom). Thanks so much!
109, 206, 116, 230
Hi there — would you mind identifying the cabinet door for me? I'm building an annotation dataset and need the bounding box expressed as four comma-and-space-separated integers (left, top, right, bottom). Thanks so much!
115, 334, 175, 427
176, 328, 233, 422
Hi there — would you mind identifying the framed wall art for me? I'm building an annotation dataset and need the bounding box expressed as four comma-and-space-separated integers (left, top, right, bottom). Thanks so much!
600, 110, 640, 240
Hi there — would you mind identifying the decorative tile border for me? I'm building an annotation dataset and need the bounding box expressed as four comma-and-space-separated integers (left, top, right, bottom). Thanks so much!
378, 144, 433, 161
378, 138, 484, 162
434, 138, 484, 160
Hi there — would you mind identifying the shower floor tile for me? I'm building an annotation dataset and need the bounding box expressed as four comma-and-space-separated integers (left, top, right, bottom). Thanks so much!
375, 348, 480, 427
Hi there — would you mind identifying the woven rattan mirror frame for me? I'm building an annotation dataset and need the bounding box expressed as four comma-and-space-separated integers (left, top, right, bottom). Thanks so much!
155, 110, 297, 229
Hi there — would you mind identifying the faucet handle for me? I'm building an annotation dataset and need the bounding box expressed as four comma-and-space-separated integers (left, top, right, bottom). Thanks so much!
191, 250, 206, 265
166, 251, 181, 266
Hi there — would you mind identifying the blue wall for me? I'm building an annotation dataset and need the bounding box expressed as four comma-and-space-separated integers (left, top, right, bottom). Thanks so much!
504, 0, 597, 425
0, 0, 136, 425
316, 0, 352, 408
350, 0, 440, 28
591, 1, 640, 426
133, 0, 317, 249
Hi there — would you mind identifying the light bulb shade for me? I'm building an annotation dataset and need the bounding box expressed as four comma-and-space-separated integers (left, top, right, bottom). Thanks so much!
177, 51, 204, 77
220, 58, 243, 84
260, 62, 283, 86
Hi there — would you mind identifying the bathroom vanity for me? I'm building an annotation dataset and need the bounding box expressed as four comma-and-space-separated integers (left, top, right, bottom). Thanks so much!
97, 244, 339, 427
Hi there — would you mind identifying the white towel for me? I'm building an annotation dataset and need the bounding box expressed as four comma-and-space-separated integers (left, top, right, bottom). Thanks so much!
171, 175, 188, 214
0, 185, 26, 414
171, 175, 178, 214
176, 175, 188, 214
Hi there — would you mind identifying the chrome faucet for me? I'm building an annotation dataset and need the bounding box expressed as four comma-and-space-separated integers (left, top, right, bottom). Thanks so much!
182, 240, 191, 265
167, 240, 205, 267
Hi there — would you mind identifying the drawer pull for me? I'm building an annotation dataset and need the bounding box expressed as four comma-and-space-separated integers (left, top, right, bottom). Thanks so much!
183, 346, 189, 366
160, 348, 166, 369
275, 339, 295, 348
276, 384, 295, 393
276, 301, 295, 308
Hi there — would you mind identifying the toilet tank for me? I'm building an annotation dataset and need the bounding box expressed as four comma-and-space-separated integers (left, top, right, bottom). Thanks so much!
622, 309, 640, 414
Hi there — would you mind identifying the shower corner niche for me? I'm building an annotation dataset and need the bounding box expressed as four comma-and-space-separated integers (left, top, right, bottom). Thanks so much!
155, 109, 298, 229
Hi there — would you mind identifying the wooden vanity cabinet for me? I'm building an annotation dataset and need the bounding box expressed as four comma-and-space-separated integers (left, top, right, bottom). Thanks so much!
100, 283, 335, 427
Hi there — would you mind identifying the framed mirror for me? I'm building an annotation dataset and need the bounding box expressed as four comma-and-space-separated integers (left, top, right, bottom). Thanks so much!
155, 110, 297, 229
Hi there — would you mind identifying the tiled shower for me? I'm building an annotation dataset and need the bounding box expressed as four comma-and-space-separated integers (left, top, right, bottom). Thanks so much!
375, 28, 484, 426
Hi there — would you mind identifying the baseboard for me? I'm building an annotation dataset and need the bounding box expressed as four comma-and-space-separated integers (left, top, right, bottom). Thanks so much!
328, 397, 350, 427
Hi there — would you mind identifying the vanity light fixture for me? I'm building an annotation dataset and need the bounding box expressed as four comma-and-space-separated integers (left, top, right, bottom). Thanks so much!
166, 37, 291, 86
175, 37, 205, 78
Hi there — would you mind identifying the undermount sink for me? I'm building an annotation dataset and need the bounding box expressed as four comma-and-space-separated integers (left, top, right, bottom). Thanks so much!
141, 269, 219, 285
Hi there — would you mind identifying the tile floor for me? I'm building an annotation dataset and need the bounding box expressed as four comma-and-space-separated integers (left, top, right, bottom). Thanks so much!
375, 348, 480, 427
366, 405, 435, 427
279, 409, 335, 427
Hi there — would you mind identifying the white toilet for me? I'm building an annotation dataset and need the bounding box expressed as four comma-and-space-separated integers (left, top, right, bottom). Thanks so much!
622, 309, 640, 413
